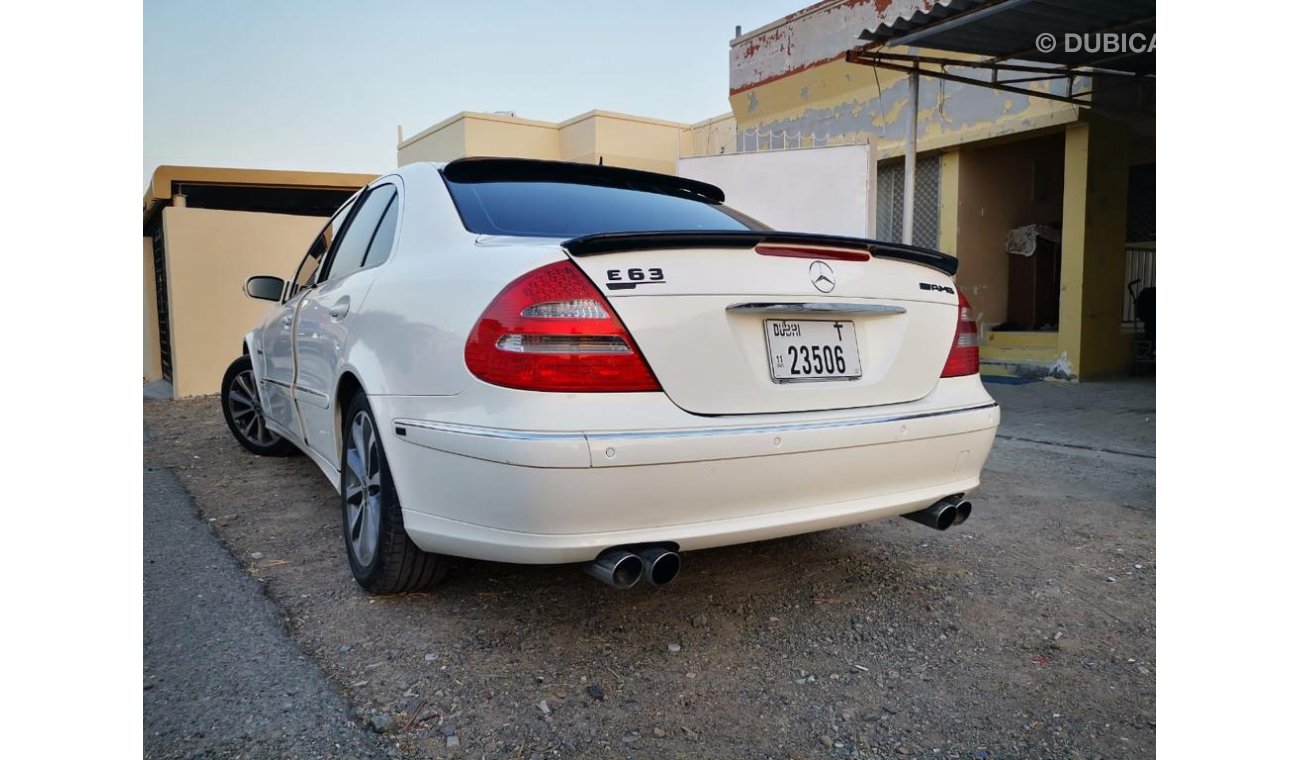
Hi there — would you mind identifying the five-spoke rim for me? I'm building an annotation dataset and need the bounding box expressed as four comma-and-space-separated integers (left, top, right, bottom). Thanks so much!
344, 410, 383, 567
226, 369, 280, 447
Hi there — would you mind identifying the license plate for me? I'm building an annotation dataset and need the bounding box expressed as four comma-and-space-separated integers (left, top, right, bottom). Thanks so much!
764, 319, 862, 383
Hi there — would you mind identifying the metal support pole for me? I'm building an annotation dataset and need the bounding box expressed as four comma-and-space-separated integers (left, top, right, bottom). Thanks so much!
902, 68, 919, 245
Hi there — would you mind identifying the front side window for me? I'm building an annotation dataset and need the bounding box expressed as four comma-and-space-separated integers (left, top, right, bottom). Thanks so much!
289, 194, 358, 299
443, 178, 765, 238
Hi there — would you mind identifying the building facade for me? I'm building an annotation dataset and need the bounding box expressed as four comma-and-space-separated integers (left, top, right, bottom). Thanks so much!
143, 166, 374, 397
397, 110, 735, 176
725, 0, 1155, 380
398, 0, 1154, 380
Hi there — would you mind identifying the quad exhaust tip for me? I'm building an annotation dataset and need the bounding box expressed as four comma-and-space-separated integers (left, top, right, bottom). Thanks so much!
586, 546, 681, 589
952, 499, 972, 526
585, 548, 643, 589
636, 546, 682, 587
902, 496, 973, 531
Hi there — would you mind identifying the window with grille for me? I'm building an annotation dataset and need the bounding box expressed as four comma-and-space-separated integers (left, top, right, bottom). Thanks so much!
875, 156, 941, 250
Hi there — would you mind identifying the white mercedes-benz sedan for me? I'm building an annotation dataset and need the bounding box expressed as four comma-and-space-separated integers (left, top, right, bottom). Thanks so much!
221, 158, 999, 594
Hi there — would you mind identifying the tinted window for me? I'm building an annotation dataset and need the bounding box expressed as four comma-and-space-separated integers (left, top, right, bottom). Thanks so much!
289, 194, 357, 299
443, 179, 764, 238
362, 194, 399, 268
321, 185, 397, 282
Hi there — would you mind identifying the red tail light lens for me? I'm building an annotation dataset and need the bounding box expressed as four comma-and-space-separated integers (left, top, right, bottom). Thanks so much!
464, 260, 661, 392
941, 290, 980, 378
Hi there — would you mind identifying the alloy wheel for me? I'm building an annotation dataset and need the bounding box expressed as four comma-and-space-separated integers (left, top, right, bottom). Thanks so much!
343, 410, 383, 567
225, 369, 281, 447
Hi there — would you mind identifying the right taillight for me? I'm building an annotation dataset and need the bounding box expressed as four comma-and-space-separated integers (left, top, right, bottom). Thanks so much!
941, 290, 980, 377
464, 260, 661, 392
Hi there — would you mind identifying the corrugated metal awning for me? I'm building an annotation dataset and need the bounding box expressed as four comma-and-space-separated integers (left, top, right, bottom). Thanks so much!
857, 0, 1155, 75
846, 0, 1154, 113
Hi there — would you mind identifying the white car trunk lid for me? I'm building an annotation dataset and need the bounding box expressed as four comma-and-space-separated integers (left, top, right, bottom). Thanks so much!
564, 232, 961, 416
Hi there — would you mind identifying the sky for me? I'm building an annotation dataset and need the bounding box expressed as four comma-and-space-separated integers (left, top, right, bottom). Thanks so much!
143, 0, 802, 185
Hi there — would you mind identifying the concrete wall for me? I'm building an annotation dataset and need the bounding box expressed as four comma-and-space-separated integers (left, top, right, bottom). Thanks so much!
558, 114, 598, 164
949, 133, 1065, 327
679, 143, 875, 236
397, 117, 467, 163
463, 114, 561, 159
586, 112, 689, 174
143, 237, 162, 382
397, 109, 737, 174
160, 207, 326, 397
684, 113, 737, 157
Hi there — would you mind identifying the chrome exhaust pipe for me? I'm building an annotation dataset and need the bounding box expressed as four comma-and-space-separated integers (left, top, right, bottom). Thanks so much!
636, 546, 681, 587
585, 548, 643, 589
902, 497, 967, 531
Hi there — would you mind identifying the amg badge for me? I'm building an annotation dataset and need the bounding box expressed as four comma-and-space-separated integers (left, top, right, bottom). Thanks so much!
606, 267, 665, 291
919, 282, 955, 294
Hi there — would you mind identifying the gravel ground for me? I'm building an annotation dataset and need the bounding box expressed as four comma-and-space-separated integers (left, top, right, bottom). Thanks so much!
143, 388, 1154, 760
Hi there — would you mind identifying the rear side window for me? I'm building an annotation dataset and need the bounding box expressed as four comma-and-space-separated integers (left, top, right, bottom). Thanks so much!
443, 178, 765, 238
289, 193, 357, 298
321, 185, 397, 282
362, 194, 399, 268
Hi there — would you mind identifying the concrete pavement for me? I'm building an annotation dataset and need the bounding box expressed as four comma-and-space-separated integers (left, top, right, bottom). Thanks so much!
143, 464, 389, 759
987, 377, 1155, 458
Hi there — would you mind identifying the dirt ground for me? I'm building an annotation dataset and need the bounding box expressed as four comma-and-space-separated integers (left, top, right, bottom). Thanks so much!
144, 395, 1154, 760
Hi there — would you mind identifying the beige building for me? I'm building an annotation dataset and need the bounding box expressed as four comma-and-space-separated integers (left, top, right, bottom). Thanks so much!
143, 166, 374, 398
397, 109, 735, 174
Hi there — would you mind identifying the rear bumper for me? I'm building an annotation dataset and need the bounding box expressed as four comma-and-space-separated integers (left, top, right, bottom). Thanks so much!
370, 377, 999, 564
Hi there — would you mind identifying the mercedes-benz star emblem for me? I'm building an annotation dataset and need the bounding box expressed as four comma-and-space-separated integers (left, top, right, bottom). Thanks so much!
809, 260, 836, 293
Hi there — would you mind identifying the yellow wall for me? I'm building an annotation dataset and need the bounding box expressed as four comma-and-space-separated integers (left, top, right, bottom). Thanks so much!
143, 237, 162, 382
730, 55, 1081, 160
1058, 119, 1131, 379
161, 207, 327, 397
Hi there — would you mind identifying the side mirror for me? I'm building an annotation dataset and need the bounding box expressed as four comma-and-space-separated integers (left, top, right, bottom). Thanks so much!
245, 275, 286, 302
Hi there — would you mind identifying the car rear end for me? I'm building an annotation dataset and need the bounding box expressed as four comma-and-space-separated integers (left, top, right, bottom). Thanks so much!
376, 158, 999, 567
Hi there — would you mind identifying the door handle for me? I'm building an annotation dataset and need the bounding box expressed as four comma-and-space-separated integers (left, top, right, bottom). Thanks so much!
329, 297, 351, 321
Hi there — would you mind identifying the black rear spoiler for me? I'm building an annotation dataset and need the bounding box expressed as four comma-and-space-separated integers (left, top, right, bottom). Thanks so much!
563, 231, 958, 276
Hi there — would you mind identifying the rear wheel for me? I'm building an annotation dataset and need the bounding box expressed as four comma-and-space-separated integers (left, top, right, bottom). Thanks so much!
341, 391, 447, 594
221, 355, 296, 456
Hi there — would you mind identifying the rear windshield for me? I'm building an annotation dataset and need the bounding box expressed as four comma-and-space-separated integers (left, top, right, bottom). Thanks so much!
442, 177, 767, 238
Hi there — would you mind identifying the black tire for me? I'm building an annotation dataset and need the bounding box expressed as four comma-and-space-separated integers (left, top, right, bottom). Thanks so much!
340, 390, 448, 594
221, 355, 297, 457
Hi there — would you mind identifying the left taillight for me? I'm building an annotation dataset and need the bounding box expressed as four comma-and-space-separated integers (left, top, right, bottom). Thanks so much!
464, 260, 661, 392
940, 290, 980, 378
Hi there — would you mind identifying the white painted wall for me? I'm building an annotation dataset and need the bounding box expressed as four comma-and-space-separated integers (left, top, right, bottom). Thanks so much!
678, 142, 876, 237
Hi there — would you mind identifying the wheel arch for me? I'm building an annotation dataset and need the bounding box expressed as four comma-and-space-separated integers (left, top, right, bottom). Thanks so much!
334, 370, 367, 458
